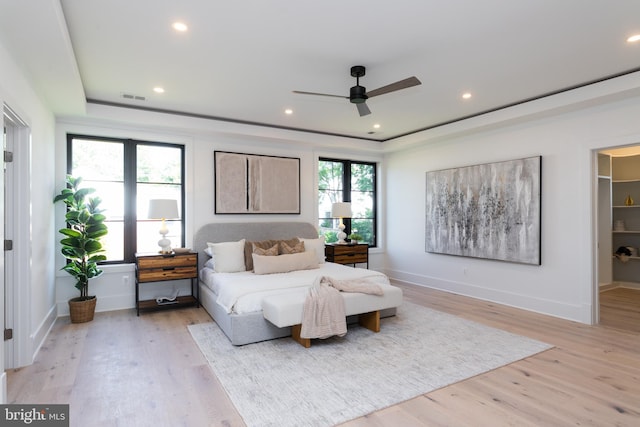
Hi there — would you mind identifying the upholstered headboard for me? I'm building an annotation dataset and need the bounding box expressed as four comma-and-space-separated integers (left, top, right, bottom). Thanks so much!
193, 222, 319, 271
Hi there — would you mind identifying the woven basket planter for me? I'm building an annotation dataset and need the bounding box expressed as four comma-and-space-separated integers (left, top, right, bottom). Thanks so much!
68, 296, 97, 323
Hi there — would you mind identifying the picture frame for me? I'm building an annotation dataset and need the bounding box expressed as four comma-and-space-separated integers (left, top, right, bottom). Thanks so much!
425, 156, 541, 265
214, 151, 300, 214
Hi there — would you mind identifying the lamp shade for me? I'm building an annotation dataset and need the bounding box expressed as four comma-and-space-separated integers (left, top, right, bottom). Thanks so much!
148, 199, 179, 220
331, 202, 352, 218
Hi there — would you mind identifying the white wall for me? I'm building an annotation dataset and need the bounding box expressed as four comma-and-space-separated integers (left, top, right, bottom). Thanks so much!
55, 105, 385, 314
383, 73, 640, 324
0, 37, 57, 375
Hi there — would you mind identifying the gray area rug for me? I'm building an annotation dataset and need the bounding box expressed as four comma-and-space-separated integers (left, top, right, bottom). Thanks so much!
188, 302, 552, 427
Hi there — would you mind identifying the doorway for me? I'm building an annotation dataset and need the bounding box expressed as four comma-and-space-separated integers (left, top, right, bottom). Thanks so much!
596, 145, 640, 332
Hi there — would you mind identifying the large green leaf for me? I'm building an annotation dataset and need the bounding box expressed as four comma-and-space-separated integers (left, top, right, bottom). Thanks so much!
53, 189, 74, 203
85, 222, 107, 233
60, 237, 82, 249
61, 262, 82, 276
59, 228, 82, 238
65, 211, 80, 222
87, 230, 108, 240
84, 240, 103, 253
73, 187, 94, 202
77, 209, 91, 223
88, 214, 106, 224
89, 255, 107, 263
61, 247, 81, 259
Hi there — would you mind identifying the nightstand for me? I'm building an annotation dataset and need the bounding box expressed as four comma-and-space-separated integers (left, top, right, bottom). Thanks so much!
135, 252, 199, 315
325, 243, 368, 268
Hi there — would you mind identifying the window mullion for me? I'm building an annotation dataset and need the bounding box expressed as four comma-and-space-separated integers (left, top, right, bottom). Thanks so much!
343, 160, 352, 236
123, 140, 137, 262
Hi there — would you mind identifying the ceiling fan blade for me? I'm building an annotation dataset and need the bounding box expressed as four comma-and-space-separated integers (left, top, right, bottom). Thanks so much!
356, 102, 371, 117
292, 90, 347, 99
366, 76, 421, 98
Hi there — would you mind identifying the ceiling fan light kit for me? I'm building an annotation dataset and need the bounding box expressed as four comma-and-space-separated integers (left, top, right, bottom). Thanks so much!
293, 65, 421, 117
349, 65, 368, 105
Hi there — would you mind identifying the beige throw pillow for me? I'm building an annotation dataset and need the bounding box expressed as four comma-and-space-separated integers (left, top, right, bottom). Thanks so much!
252, 251, 319, 275
244, 238, 302, 270
244, 239, 276, 270
279, 240, 305, 254
253, 242, 279, 256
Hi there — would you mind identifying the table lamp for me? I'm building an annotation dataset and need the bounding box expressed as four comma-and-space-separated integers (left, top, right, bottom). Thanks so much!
331, 202, 352, 244
148, 199, 179, 253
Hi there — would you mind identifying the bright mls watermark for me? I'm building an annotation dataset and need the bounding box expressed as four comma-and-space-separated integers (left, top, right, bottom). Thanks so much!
1, 405, 69, 426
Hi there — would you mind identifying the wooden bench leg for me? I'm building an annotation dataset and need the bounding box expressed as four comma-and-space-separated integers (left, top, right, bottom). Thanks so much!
359, 310, 380, 332
291, 324, 311, 348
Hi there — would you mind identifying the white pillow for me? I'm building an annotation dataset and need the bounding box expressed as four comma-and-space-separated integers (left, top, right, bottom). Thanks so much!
206, 239, 246, 273
298, 236, 326, 264
252, 251, 319, 275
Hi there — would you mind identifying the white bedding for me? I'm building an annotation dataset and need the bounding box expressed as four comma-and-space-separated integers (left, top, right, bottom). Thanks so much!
200, 262, 390, 315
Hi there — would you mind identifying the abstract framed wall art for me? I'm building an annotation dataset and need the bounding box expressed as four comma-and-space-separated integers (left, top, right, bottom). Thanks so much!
214, 151, 300, 214
425, 156, 541, 265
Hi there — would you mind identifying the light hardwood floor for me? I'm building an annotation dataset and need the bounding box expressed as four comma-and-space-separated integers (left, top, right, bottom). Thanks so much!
7, 285, 640, 426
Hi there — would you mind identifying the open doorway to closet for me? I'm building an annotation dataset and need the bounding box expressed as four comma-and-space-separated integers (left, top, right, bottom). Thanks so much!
597, 146, 640, 333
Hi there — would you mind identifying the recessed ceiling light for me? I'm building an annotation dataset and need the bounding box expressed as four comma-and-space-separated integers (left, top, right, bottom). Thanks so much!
284, 109, 293, 115
172, 22, 188, 32
462, 92, 472, 99
373, 124, 381, 129
627, 34, 640, 43
153, 87, 165, 93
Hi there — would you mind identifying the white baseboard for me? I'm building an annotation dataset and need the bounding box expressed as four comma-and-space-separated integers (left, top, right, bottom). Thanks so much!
56, 294, 134, 317
385, 269, 592, 324
1, 371, 6, 403
600, 281, 640, 291
29, 305, 58, 367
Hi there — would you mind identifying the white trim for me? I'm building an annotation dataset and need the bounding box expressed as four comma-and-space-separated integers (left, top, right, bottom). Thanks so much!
0, 372, 6, 403
30, 306, 57, 365
387, 273, 592, 324
3, 105, 33, 368
602, 281, 640, 291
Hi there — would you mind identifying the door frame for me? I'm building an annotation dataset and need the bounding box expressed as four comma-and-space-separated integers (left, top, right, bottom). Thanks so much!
3, 105, 31, 370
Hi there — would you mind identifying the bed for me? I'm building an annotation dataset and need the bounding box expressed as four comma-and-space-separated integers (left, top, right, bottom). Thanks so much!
194, 221, 400, 345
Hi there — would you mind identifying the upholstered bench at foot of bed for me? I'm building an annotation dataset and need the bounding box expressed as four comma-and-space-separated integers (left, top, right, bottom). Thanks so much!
261, 284, 403, 348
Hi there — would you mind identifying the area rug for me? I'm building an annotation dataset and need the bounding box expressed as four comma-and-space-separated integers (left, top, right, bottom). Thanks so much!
188, 302, 552, 427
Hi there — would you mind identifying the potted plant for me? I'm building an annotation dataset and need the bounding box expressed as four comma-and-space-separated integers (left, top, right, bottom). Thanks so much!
348, 232, 363, 243
54, 175, 108, 323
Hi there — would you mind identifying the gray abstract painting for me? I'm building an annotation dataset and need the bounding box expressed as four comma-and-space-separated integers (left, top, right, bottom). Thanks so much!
425, 156, 541, 265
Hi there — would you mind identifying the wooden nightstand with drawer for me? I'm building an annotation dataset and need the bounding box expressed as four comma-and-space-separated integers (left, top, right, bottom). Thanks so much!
325, 243, 368, 268
135, 252, 199, 315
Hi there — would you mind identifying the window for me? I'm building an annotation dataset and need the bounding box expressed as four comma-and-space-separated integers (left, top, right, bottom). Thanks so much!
67, 134, 185, 263
318, 158, 377, 246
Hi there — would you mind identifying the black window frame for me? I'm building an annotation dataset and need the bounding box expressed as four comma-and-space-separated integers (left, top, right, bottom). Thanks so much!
319, 157, 378, 247
67, 134, 186, 264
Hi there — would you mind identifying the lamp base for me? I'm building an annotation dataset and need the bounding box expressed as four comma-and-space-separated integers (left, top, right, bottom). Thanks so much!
158, 234, 172, 254
336, 224, 347, 244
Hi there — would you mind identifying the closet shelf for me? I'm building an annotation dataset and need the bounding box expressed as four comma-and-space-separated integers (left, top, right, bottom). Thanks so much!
612, 255, 640, 261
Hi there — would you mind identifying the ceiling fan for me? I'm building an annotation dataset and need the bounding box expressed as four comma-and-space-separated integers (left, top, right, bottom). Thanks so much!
293, 65, 421, 117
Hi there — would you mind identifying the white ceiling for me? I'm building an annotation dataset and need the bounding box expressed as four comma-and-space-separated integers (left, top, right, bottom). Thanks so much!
2, 0, 640, 141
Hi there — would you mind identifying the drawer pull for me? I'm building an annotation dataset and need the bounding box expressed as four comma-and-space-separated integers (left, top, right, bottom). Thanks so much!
162, 267, 176, 271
